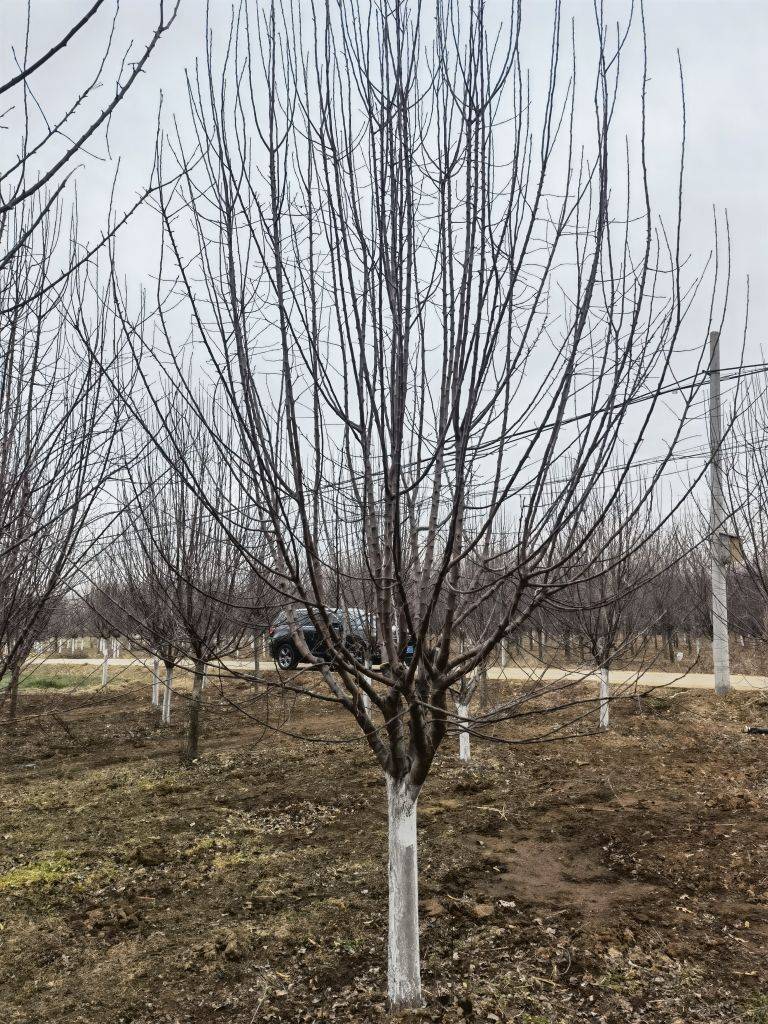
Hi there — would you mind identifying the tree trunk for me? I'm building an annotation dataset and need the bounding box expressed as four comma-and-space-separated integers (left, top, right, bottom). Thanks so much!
253, 629, 260, 675
456, 703, 470, 761
361, 658, 372, 716
563, 630, 571, 660
101, 651, 109, 688
151, 657, 160, 706
162, 663, 173, 724
666, 629, 674, 664
599, 666, 610, 730
7, 663, 20, 729
386, 775, 422, 1009
184, 659, 206, 763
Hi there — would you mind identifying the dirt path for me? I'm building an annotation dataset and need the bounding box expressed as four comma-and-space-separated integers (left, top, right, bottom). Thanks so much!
35, 657, 768, 692
487, 665, 768, 691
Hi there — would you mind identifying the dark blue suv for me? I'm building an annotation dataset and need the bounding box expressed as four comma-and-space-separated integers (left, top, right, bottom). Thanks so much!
268, 607, 380, 670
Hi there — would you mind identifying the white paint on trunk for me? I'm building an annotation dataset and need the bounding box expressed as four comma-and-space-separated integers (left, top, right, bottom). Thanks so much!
599, 667, 609, 730
162, 665, 173, 724
101, 653, 109, 688
695, 638, 702, 657
151, 657, 160, 706
500, 641, 507, 669
386, 775, 422, 1010
361, 658, 372, 716
456, 702, 471, 761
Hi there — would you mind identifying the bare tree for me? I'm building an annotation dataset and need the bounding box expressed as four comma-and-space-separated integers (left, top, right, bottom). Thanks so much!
551, 486, 656, 730
0, 1, 180, 725
116, 0, 727, 1008
0, 248, 128, 722
115, 399, 252, 761
1, 0, 179, 281
727, 381, 768, 648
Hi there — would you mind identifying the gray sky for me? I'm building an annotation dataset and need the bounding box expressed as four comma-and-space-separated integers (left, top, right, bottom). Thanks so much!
2, 0, 766, 375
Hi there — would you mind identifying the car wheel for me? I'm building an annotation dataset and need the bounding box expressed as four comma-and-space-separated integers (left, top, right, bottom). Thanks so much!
275, 641, 298, 670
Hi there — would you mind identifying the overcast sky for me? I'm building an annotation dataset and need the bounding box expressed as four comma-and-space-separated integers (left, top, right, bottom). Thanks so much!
2, 0, 766, 379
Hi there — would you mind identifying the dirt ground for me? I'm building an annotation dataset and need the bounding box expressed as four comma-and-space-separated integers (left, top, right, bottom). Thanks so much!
2, 670, 768, 1023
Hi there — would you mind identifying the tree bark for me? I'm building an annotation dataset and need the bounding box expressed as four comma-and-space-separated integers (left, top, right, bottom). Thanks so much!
599, 666, 610, 730
7, 663, 21, 729
456, 702, 470, 762
161, 662, 173, 724
184, 658, 206, 763
361, 658, 372, 716
151, 657, 160, 706
386, 775, 422, 1010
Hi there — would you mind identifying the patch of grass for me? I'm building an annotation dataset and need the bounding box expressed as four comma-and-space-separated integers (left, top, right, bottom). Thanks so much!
0, 854, 75, 891
21, 673, 89, 691
745, 994, 768, 1023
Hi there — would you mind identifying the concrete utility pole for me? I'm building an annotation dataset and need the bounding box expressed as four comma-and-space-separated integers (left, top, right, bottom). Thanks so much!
709, 330, 731, 696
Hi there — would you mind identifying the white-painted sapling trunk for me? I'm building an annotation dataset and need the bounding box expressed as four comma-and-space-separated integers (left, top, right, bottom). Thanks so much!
599, 666, 610, 730
386, 775, 422, 1009
361, 658, 372, 716
162, 664, 173, 724
151, 657, 160, 706
457, 703, 471, 761
101, 651, 109, 688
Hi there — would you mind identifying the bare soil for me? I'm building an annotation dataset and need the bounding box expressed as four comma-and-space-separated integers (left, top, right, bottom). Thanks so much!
1, 672, 768, 1023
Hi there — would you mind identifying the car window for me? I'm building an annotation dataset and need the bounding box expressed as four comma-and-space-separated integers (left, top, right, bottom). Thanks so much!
275, 609, 310, 626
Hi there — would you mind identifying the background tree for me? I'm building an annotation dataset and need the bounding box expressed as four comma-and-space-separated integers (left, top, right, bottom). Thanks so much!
118, 399, 251, 761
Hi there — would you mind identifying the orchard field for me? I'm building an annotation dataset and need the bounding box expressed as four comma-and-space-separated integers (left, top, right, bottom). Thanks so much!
2, 669, 768, 1024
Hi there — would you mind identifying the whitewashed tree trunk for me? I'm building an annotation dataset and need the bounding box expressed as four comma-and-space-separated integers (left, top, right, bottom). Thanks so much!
101, 651, 109, 688
500, 640, 507, 670
386, 775, 422, 1009
151, 657, 160, 706
599, 666, 610, 730
162, 664, 173, 724
361, 657, 372, 716
695, 637, 702, 657
456, 702, 471, 761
